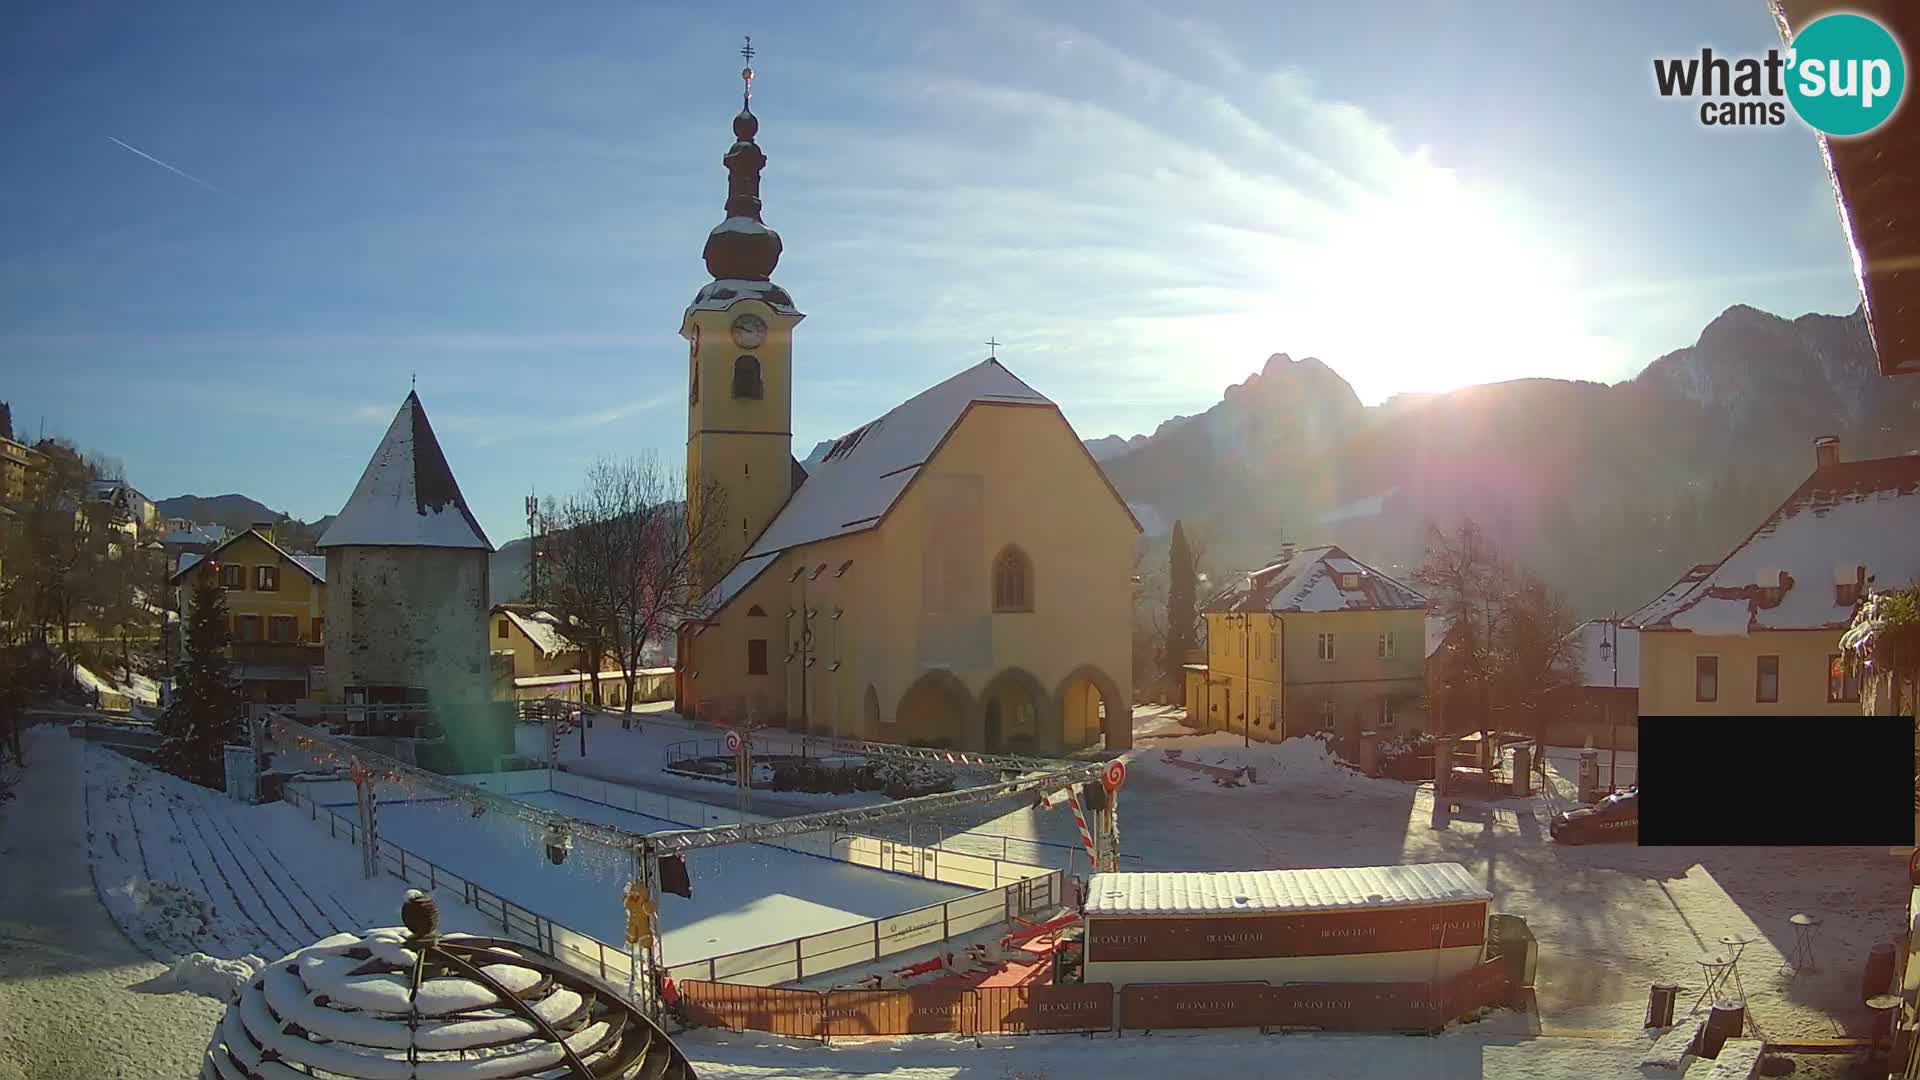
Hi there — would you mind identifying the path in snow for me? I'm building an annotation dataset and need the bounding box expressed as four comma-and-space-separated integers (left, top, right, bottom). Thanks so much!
0, 728, 225, 1080
83, 739, 496, 967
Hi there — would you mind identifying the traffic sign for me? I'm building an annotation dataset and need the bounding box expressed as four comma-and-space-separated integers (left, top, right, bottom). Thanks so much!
1102, 759, 1127, 792
724, 731, 742, 755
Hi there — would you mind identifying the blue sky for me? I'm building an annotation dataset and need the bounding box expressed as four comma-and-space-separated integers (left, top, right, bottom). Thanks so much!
0, 1, 1863, 544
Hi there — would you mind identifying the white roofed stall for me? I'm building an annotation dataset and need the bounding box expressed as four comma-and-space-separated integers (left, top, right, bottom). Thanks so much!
1081, 863, 1493, 988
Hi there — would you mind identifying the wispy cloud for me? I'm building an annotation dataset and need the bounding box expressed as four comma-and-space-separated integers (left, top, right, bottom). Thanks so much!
0, 330, 657, 353
106, 136, 224, 194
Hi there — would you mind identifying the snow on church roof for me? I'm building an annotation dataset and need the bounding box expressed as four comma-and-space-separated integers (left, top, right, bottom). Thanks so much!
1628, 454, 1920, 636
318, 392, 493, 551
744, 359, 1051, 559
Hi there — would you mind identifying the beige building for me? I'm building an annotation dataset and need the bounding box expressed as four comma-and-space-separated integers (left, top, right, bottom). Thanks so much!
1186, 545, 1430, 741
0, 436, 46, 501
1627, 437, 1920, 717
674, 74, 1138, 753
173, 528, 327, 703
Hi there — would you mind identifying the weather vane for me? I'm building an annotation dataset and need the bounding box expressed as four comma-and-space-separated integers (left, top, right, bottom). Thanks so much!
741, 35, 755, 108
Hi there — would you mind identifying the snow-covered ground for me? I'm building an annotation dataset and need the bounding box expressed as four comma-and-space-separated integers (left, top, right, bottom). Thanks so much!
333, 788, 967, 964
2, 709, 1904, 1078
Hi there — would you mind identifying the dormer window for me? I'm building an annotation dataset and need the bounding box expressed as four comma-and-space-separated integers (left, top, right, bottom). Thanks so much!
1339, 573, 1361, 590
1836, 582, 1860, 607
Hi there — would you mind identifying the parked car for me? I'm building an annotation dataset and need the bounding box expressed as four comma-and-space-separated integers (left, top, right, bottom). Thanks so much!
1550, 787, 1638, 844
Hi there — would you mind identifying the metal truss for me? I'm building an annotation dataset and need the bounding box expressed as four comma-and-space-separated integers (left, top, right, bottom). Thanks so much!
641, 758, 1111, 853
264, 708, 1111, 856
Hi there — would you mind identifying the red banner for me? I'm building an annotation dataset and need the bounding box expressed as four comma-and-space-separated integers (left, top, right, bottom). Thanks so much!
1088, 902, 1487, 963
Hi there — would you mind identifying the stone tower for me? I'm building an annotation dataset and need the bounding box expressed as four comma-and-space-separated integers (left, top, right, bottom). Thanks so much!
681, 42, 805, 597
319, 391, 494, 710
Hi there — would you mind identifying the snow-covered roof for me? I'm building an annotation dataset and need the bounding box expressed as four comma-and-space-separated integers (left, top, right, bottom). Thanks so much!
169, 528, 326, 584
159, 525, 226, 547
700, 551, 779, 612
1204, 545, 1428, 615
739, 360, 1054, 561
1567, 620, 1639, 689
1425, 614, 1453, 659
1628, 454, 1920, 635
499, 608, 578, 659
318, 392, 493, 551
1086, 862, 1489, 917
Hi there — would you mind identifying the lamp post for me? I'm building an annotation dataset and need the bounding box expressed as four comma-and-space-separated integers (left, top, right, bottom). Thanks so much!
1239, 611, 1251, 748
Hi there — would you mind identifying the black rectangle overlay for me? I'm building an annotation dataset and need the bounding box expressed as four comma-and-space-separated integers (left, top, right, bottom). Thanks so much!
1638, 716, 1914, 846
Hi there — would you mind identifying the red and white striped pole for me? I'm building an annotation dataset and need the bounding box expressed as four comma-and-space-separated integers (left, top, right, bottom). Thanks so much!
1065, 787, 1099, 867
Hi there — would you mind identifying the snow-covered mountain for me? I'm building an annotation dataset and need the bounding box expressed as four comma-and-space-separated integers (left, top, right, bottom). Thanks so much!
1084, 434, 1150, 461
1097, 304, 1919, 618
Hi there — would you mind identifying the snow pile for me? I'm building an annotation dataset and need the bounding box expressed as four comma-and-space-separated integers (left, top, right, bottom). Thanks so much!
106, 878, 233, 952
136, 951, 265, 1002
1130, 732, 1402, 798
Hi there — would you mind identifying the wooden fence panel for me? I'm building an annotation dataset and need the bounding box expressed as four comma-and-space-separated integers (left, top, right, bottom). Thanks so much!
1119, 982, 1271, 1031
974, 983, 1114, 1034
822, 988, 969, 1036
679, 980, 823, 1038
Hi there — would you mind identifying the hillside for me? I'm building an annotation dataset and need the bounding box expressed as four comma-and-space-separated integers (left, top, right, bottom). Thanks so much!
1092, 304, 1920, 617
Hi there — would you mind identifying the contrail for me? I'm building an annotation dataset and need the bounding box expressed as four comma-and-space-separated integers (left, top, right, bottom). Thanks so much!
106, 136, 223, 194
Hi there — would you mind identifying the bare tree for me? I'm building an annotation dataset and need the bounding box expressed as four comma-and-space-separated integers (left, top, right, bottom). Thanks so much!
1413, 518, 1579, 746
543, 456, 727, 728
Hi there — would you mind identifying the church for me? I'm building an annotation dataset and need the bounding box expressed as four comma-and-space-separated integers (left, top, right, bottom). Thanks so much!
674, 50, 1138, 754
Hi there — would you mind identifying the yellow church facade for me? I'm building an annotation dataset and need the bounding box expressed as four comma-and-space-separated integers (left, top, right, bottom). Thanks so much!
673, 62, 1137, 753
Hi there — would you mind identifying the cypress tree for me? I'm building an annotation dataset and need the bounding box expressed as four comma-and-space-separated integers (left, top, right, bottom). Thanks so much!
158, 575, 244, 788
1165, 520, 1197, 685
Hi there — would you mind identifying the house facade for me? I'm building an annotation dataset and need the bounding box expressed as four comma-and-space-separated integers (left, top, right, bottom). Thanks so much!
1188, 545, 1430, 741
172, 528, 328, 703
1628, 437, 1920, 717
675, 69, 1138, 753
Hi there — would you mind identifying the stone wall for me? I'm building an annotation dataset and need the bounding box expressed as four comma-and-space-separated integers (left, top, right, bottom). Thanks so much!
322, 546, 490, 704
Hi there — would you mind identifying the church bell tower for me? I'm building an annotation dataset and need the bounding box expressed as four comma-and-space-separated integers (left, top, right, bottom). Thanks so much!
682, 36, 803, 598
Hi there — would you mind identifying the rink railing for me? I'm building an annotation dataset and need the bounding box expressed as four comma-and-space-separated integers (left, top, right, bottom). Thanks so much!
279, 770, 1067, 993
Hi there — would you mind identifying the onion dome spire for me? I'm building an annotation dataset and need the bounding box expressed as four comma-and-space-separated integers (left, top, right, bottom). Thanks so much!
703, 34, 784, 282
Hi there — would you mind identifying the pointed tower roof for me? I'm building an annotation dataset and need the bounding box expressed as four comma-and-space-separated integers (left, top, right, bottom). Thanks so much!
318, 391, 493, 551
688, 37, 798, 319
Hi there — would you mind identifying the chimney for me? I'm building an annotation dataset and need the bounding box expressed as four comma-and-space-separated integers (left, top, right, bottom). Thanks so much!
1813, 435, 1840, 470
1277, 542, 1296, 565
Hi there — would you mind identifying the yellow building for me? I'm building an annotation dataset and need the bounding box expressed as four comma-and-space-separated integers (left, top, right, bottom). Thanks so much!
172, 527, 327, 703
491, 604, 588, 680
1187, 545, 1430, 741
1627, 437, 1920, 717
675, 68, 1139, 753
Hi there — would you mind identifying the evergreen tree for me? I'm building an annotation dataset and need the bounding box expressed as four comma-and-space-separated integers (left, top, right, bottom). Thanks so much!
1164, 520, 1197, 685
158, 575, 243, 788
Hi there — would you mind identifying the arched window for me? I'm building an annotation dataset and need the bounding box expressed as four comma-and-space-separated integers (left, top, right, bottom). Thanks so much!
992, 545, 1033, 612
747, 604, 767, 617
732, 355, 763, 400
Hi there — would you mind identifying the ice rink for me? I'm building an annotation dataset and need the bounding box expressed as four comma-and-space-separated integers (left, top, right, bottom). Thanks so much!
327, 790, 969, 964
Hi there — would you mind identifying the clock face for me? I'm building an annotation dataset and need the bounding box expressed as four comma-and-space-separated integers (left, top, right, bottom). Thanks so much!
731, 313, 768, 350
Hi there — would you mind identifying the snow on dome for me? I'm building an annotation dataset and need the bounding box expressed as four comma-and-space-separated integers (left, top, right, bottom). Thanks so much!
318, 392, 493, 552
686, 278, 798, 318
202, 895, 693, 1080
1085, 862, 1488, 917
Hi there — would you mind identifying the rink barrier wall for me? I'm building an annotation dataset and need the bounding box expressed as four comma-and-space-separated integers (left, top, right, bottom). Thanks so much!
280, 769, 1067, 993
678, 958, 1512, 1038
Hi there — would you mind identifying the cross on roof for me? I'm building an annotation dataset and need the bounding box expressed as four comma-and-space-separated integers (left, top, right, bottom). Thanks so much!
985, 337, 1000, 359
